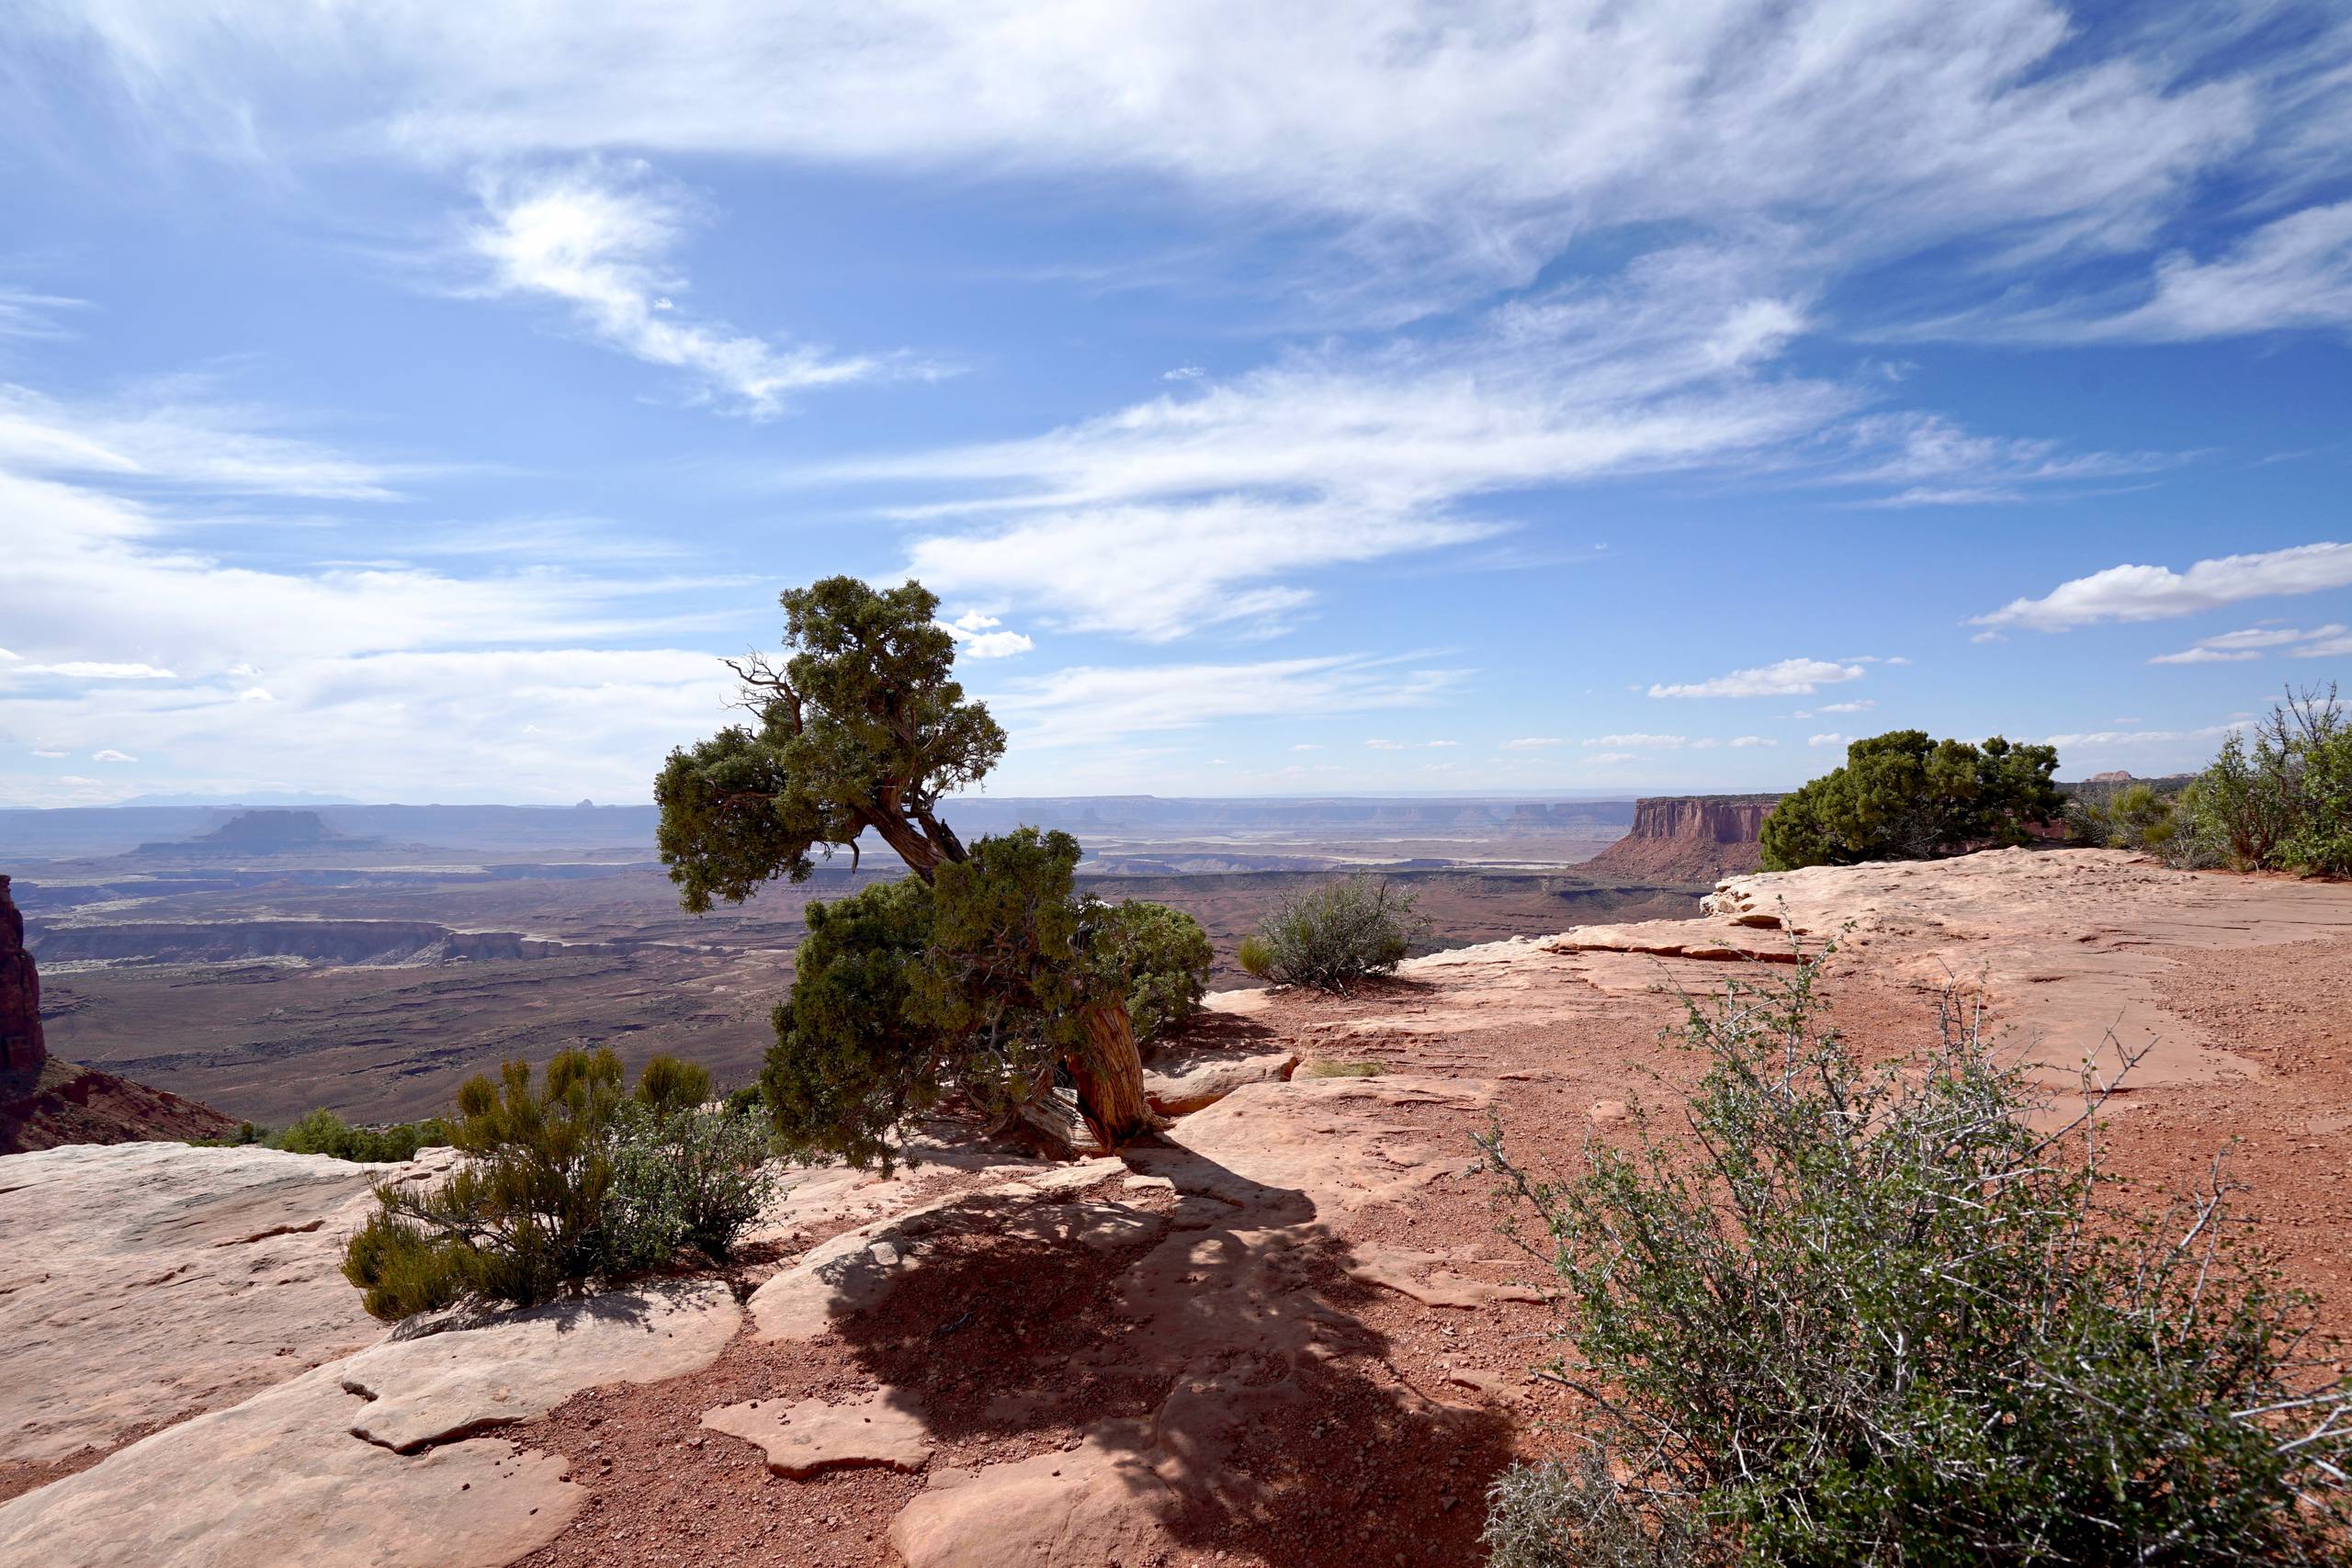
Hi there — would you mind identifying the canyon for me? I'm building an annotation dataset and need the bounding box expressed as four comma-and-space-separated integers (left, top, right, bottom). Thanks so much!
5, 848, 2348, 1567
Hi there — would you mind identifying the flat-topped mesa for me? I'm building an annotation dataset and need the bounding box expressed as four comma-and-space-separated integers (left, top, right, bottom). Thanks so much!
1630, 794, 1780, 844
0, 874, 44, 1077
1583, 794, 1782, 884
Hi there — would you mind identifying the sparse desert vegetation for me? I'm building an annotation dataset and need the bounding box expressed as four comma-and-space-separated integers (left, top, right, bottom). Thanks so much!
1479, 954, 2352, 1563
1237, 872, 1429, 992
340, 1047, 772, 1319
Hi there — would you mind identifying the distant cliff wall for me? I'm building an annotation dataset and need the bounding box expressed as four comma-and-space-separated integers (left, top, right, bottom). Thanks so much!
1, 876, 45, 1076
1629, 795, 1779, 844
1584, 795, 1781, 885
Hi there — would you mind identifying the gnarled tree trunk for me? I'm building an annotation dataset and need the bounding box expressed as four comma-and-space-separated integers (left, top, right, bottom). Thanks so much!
1066, 1000, 1165, 1151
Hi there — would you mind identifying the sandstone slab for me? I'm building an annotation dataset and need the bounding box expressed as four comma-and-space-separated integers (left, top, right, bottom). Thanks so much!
702, 1390, 932, 1478
0, 1280, 739, 1568
890, 1425, 1171, 1568
0, 1139, 457, 1463
1143, 1040, 1299, 1116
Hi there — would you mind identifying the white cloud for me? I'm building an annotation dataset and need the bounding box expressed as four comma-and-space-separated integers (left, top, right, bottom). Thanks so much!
1815, 699, 1875, 713
236, 686, 275, 702
1996, 201, 2352, 343
1973, 543, 2352, 631
1290, 742, 1323, 751
1162, 367, 1204, 381
979, 654, 1464, 751
2149, 624, 2346, 663
1583, 733, 1686, 749
1502, 737, 1565, 750
1809, 732, 1851, 748
90, 749, 136, 761
4, 660, 178, 680
861, 246, 1860, 640
30, 749, 67, 758
44, 1, 2280, 307
1585, 751, 1638, 765
1728, 736, 1779, 748
0, 382, 403, 500
467, 164, 895, 417
1649, 659, 1865, 699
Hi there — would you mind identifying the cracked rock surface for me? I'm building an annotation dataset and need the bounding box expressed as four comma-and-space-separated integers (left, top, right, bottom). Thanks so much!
0, 1280, 740, 1568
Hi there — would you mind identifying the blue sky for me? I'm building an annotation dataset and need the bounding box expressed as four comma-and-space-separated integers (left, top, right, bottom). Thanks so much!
2, 2, 2349, 807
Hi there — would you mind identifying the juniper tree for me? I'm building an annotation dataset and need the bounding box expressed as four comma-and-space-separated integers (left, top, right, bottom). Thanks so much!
660, 578, 1192, 1163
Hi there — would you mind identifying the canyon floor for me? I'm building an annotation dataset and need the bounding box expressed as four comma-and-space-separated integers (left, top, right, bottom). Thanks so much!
4, 849, 2349, 1568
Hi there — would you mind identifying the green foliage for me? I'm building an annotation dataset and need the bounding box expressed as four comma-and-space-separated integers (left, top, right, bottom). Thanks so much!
758, 829, 1204, 1168
761, 874, 942, 1169
1244, 874, 1424, 993
633, 1054, 713, 1113
604, 1100, 778, 1269
2176, 686, 2352, 875
266, 1108, 449, 1163
2067, 781, 2181, 853
341, 1048, 754, 1321
1080, 898, 1212, 1050
1478, 956, 2352, 1565
654, 577, 1005, 909
1236, 932, 1274, 980
1758, 730, 2062, 871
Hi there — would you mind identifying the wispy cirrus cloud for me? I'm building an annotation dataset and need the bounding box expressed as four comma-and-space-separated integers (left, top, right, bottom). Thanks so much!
1973, 542, 2352, 631
465, 164, 911, 417
2149, 624, 2347, 664
0, 380, 408, 499
1650, 659, 1865, 699
979, 653, 1466, 750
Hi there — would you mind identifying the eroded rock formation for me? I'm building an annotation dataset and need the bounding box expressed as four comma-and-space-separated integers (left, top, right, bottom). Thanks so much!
0, 876, 44, 1077
1581, 794, 1780, 883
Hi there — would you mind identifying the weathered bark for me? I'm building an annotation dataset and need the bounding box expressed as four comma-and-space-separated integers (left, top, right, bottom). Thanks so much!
1066, 1001, 1166, 1151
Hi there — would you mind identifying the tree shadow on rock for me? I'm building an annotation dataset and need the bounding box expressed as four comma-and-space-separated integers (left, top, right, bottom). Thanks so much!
831, 1142, 1515, 1567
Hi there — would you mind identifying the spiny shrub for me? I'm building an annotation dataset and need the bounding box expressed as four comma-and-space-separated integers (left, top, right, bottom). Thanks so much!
1478, 953, 2352, 1565
340, 1047, 763, 1321
1242, 874, 1424, 993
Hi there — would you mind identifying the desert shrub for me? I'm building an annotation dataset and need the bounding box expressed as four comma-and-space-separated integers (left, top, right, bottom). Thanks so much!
1478, 954, 2352, 1565
1081, 897, 1213, 1050
269, 1108, 450, 1163
1236, 932, 1274, 979
2066, 781, 2179, 853
2177, 686, 2352, 876
341, 1047, 749, 1320
633, 1053, 713, 1113
604, 1100, 778, 1269
1484, 1449, 1701, 1568
1758, 731, 2062, 871
1243, 874, 1424, 993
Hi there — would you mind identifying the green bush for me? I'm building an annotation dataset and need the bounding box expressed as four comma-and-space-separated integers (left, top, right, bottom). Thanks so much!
604, 1100, 778, 1269
1244, 874, 1424, 994
269, 1108, 450, 1164
1478, 956, 2352, 1564
1758, 730, 2062, 871
341, 1047, 754, 1321
2176, 686, 2352, 876
1236, 932, 1274, 979
2067, 781, 2180, 853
